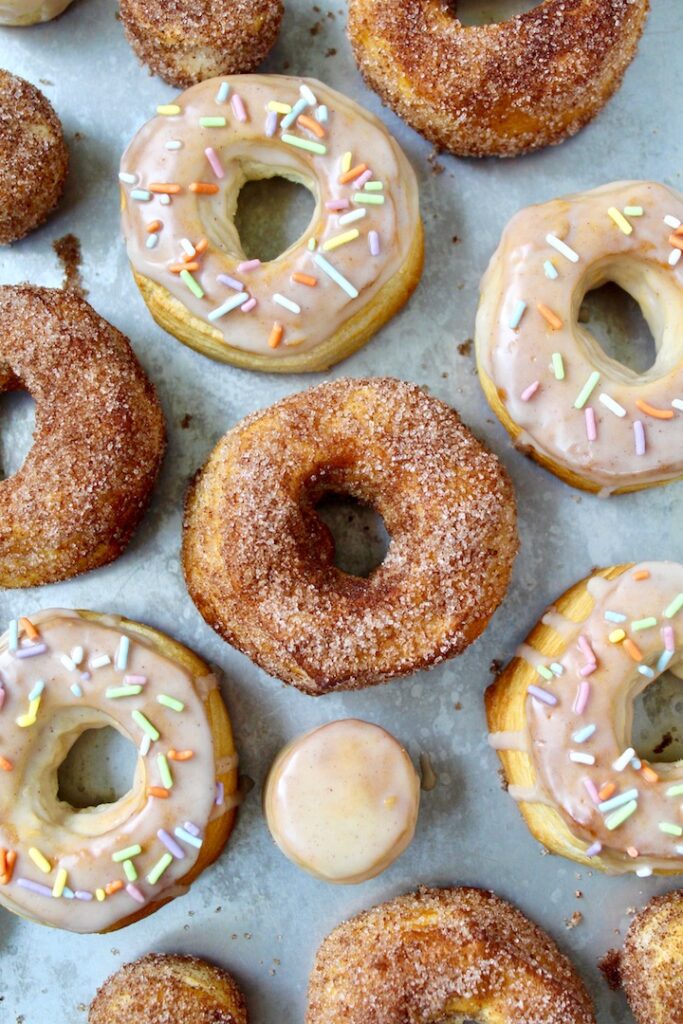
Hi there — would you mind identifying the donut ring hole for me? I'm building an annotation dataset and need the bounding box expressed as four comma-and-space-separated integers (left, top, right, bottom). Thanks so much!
573, 256, 682, 385
0, 387, 36, 480
454, 0, 541, 28
631, 663, 683, 766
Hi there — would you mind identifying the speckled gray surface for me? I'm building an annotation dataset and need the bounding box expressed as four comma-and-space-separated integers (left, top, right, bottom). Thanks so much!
1, 1, 682, 1020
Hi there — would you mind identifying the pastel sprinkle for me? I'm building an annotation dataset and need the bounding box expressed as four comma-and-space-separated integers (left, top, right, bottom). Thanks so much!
280, 98, 308, 129
624, 206, 643, 217
599, 788, 639, 813
146, 233, 159, 249
365, 180, 384, 191
609, 628, 626, 643
28, 847, 51, 874
132, 710, 159, 741
165, 140, 183, 150
199, 117, 226, 127
231, 94, 247, 122
585, 841, 603, 857
126, 883, 145, 904
536, 664, 554, 681
16, 697, 41, 727
664, 214, 681, 229
17, 878, 52, 897
313, 253, 358, 298
112, 844, 142, 863
573, 681, 591, 715
537, 303, 563, 330
666, 784, 683, 797
207, 292, 250, 321
28, 679, 44, 700
527, 685, 557, 706
123, 859, 138, 882
546, 234, 579, 262
300, 83, 317, 106
147, 852, 173, 885
623, 638, 643, 662
659, 822, 683, 837
125, 674, 146, 686
157, 694, 185, 712
551, 352, 565, 379
638, 665, 655, 679
584, 407, 597, 442
158, 754, 173, 790
338, 208, 367, 226
217, 273, 243, 290
184, 821, 201, 837
657, 650, 673, 672
267, 322, 283, 349
174, 827, 203, 849
158, 829, 185, 859
326, 199, 350, 211
216, 81, 230, 103
267, 100, 291, 114
281, 133, 326, 155
90, 654, 111, 669
569, 751, 595, 765
599, 393, 627, 418
75, 890, 93, 901
608, 207, 633, 234
368, 231, 380, 256
341, 151, 352, 173
605, 611, 627, 623
572, 724, 596, 743
574, 371, 600, 409
215, 781, 225, 805
238, 259, 261, 272
272, 293, 302, 314
115, 636, 130, 671
613, 747, 636, 773
95, 888, 105, 902
15, 644, 48, 659
543, 260, 558, 280
521, 381, 540, 402
632, 617, 657, 632
204, 147, 225, 178
353, 169, 373, 189
241, 297, 257, 313
673, 399, 683, 412
353, 193, 384, 205
265, 110, 278, 137
316, 104, 328, 123
633, 420, 646, 455
508, 299, 526, 329
179, 269, 204, 299
662, 625, 675, 651
157, 104, 181, 116
664, 593, 683, 619
583, 777, 600, 803
8, 620, 18, 652
669, 249, 682, 267
130, 190, 152, 202
550, 663, 564, 676
605, 800, 638, 830
106, 685, 142, 699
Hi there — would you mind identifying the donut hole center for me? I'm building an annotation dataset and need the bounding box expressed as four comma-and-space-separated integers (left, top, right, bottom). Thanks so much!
0, 390, 36, 480
234, 176, 316, 263
454, 0, 540, 27
57, 726, 138, 809
580, 282, 657, 375
315, 492, 390, 578
632, 669, 683, 765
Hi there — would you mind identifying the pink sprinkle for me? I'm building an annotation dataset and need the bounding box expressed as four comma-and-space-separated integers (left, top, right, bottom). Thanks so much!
586, 841, 602, 858
204, 146, 225, 179
662, 625, 675, 652
369, 230, 380, 256
231, 94, 247, 123
584, 406, 597, 441
241, 297, 257, 313
265, 110, 278, 137
353, 168, 373, 189
126, 883, 145, 904
634, 419, 646, 455
184, 821, 201, 837
14, 643, 48, 659
74, 890, 93, 901
217, 273, 243, 291
326, 199, 350, 211
583, 777, 600, 804
578, 635, 596, 662
238, 259, 261, 272
520, 380, 540, 402
573, 680, 591, 715
579, 662, 597, 677
124, 674, 146, 685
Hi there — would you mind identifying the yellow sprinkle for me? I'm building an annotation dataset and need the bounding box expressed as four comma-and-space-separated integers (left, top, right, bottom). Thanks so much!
341, 151, 352, 173
322, 229, 360, 252
28, 847, 51, 874
157, 104, 181, 116
608, 207, 633, 235
95, 888, 106, 902
609, 628, 626, 643
267, 100, 291, 114
52, 867, 67, 898
16, 696, 41, 728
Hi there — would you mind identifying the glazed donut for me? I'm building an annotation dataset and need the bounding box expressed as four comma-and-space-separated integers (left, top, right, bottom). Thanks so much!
0, 0, 73, 23
0, 286, 165, 587
119, 75, 423, 373
487, 561, 683, 876
89, 953, 247, 1024
306, 887, 596, 1023
0, 71, 68, 244
347, 0, 649, 158
183, 377, 517, 694
263, 719, 420, 883
621, 889, 683, 1024
119, 0, 283, 89
476, 181, 683, 494
0, 609, 239, 933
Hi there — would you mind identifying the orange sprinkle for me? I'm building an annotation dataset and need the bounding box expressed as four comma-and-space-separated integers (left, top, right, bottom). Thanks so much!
0, 849, 16, 885
105, 880, 124, 895
338, 162, 367, 185
182, 251, 197, 263
675, 225, 683, 237
19, 617, 39, 640
626, 846, 640, 859
292, 272, 317, 287
149, 182, 181, 194
297, 114, 325, 138
0, 756, 12, 772
635, 398, 675, 420
632, 569, 650, 581
195, 237, 209, 255
168, 749, 194, 762
623, 638, 643, 662
598, 782, 616, 801
189, 182, 219, 194
267, 322, 284, 349
0, 850, 5, 877
170, 262, 200, 273
146, 220, 162, 233
641, 762, 660, 783
669, 233, 683, 251
537, 303, 563, 330
148, 786, 170, 799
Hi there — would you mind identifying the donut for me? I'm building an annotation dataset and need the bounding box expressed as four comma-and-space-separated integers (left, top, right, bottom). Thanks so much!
119, 75, 423, 373
0, 0, 73, 25
621, 889, 683, 1024
119, 0, 283, 89
0, 286, 165, 587
475, 181, 683, 494
263, 719, 420, 883
183, 377, 517, 694
0, 609, 239, 933
347, 0, 649, 158
0, 71, 68, 244
89, 953, 247, 1024
487, 561, 683, 876
306, 887, 596, 1023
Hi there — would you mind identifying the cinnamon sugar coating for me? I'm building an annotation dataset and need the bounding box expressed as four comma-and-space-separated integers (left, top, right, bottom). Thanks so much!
0, 70, 68, 244
348, 0, 649, 157
119, 0, 284, 88
0, 286, 165, 587
621, 889, 683, 1024
183, 377, 517, 694
306, 887, 596, 1023
89, 953, 247, 1024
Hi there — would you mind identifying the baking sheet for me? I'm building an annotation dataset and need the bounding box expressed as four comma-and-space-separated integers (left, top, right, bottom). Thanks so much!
1, 1, 682, 1020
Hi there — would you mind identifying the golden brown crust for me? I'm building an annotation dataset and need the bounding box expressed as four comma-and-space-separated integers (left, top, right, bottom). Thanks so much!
119, 0, 284, 88
0, 285, 165, 588
0, 70, 68, 244
89, 953, 247, 1024
183, 377, 517, 694
621, 890, 683, 1024
348, 0, 649, 158
306, 887, 596, 1024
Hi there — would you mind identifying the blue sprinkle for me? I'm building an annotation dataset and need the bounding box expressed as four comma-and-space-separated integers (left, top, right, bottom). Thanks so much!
604, 610, 627, 623
70, 683, 83, 698
28, 679, 45, 700
508, 299, 527, 330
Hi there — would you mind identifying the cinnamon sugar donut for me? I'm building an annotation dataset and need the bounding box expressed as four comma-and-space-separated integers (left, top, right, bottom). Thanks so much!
0, 286, 165, 588
183, 377, 517, 694
347, 0, 649, 158
90, 954, 247, 1023
119, 0, 283, 89
306, 887, 596, 1024
621, 889, 683, 1024
0, 71, 68, 244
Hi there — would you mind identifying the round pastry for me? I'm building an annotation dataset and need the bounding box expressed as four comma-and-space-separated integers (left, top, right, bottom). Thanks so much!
263, 719, 420, 883
0, 609, 239, 933
347, 0, 649, 158
621, 889, 683, 1024
119, 0, 283, 89
475, 180, 683, 495
0, 0, 74, 23
487, 561, 683, 876
119, 75, 423, 373
89, 953, 247, 1024
306, 886, 596, 1023
0, 285, 165, 588
0, 71, 68, 244
183, 377, 517, 694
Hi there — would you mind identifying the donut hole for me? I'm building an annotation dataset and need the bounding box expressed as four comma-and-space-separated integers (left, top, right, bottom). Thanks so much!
454, 0, 540, 27
632, 669, 683, 765
234, 176, 316, 263
0, 390, 36, 479
580, 282, 657, 375
57, 726, 138, 809
314, 492, 390, 578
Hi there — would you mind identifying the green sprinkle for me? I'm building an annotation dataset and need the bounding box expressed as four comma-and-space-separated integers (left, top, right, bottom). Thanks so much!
666, 784, 683, 797
157, 694, 185, 712
158, 753, 173, 790
631, 617, 657, 631
179, 269, 204, 299
624, 206, 644, 217
132, 710, 159, 741
112, 844, 142, 863
147, 852, 173, 886
353, 193, 385, 205
573, 371, 600, 409
199, 116, 226, 127
659, 822, 683, 837
605, 799, 638, 831
106, 685, 143, 699
281, 133, 327, 155
551, 352, 565, 380
537, 665, 554, 681
364, 180, 384, 191
123, 859, 138, 882
664, 593, 683, 619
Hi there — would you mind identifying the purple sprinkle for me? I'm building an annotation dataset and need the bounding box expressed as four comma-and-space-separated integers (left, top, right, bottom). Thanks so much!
217, 273, 244, 291
520, 380, 540, 402
326, 199, 350, 211
265, 110, 278, 137
238, 259, 261, 272
241, 297, 257, 313
183, 821, 201, 837
634, 419, 646, 455
215, 781, 224, 806
204, 146, 225, 179
80, 671, 91, 682
585, 406, 597, 442
14, 643, 48, 659
353, 168, 373, 189
528, 684, 558, 707
583, 777, 600, 804
74, 890, 93, 901
586, 841, 602, 858
573, 681, 591, 715
17, 878, 52, 897
368, 230, 380, 256
126, 883, 145, 904
158, 829, 185, 859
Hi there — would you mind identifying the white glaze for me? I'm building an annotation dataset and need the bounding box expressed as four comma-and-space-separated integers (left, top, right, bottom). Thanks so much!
0, 0, 73, 24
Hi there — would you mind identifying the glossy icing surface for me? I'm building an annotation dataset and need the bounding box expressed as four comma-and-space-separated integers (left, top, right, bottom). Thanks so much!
263, 719, 420, 883
0, 610, 224, 932
119, 74, 420, 358
0, 0, 73, 23
476, 181, 683, 491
